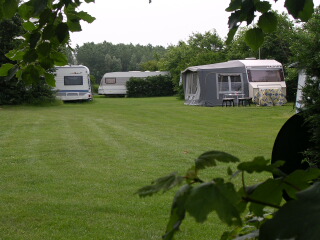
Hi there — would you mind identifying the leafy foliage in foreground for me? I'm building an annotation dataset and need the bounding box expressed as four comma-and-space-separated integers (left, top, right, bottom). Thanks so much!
225, 0, 315, 50
0, 14, 56, 105
137, 151, 320, 240
0, 0, 95, 86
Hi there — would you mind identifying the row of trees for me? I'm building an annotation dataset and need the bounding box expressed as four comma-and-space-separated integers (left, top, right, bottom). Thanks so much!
74, 42, 166, 82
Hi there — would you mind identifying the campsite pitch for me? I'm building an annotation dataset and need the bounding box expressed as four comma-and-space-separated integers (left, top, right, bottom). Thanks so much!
0, 97, 294, 240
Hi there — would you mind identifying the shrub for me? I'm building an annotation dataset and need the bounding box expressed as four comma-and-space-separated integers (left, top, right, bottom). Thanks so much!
126, 75, 174, 97
24, 81, 57, 105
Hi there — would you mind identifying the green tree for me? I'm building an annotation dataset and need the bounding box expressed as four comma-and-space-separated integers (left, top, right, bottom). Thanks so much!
0, 15, 27, 104
139, 60, 160, 71
105, 54, 122, 73
129, 53, 138, 70
159, 30, 227, 96
75, 42, 107, 82
225, 27, 256, 60
291, 6, 320, 161
226, 11, 296, 64
224, 0, 315, 50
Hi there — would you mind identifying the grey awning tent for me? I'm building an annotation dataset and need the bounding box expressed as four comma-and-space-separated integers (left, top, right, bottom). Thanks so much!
181, 59, 286, 106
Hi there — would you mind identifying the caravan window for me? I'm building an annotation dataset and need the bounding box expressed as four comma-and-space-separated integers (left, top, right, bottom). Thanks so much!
105, 78, 116, 84
64, 76, 83, 85
247, 69, 284, 82
218, 74, 242, 93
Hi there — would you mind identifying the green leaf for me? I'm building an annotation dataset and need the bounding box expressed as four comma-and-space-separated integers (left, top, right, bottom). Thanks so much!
37, 42, 52, 57
21, 65, 40, 84
32, 0, 49, 17
226, 26, 238, 45
18, 2, 34, 20
4, 64, 19, 80
228, 11, 241, 30
44, 72, 55, 87
285, 0, 314, 22
39, 8, 54, 27
23, 49, 38, 63
283, 168, 320, 199
50, 51, 68, 66
23, 21, 37, 31
136, 172, 184, 197
55, 23, 69, 43
77, 11, 96, 23
39, 56, 55, 69
258, 12, 278, 33
5, 49, 24, 61
225, 0, 242, 12
185, 179, 242, 225
84, 0, 95, 3
3, 0, 18, 19
67, 18, 82, 32
29, 32, 41, 48
0, 63, 15, 76
42, 24, 55, 40
248, 178, 283, 216
298, 0, 314, 22
195, 151, 240, 170
244, 28, 264, 51
237, 157, 284, 174
16, 69, 22, 80
163, 185, 191, 240
185, 166, 199, 184
260, 182, 320, 240
255, 1, 272, 13
241, 0, 255, 24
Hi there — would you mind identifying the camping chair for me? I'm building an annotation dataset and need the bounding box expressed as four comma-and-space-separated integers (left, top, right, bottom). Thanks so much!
222, 97, 235, 107
238, 97, 252, 106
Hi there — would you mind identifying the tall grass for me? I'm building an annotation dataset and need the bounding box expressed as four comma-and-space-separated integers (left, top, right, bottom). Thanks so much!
0, 97, 295, 239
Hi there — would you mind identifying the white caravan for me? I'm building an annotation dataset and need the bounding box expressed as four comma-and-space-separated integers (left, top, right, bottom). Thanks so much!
54, 65, 93, 101
98, 71, 169, 96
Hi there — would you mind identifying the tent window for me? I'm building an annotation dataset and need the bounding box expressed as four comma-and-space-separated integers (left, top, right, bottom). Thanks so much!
187, 73, 198, 94
247, 69, 284, 82
218, 74, 242, 93
105, 78, 116, 84
64, 76, 83, 85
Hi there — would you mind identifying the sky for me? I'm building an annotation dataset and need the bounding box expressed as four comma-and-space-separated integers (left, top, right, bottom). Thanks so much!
70, 0, 320, 48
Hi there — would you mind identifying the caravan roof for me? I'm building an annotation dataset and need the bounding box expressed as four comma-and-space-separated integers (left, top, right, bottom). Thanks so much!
182, 59, 282, 73
101, 71, 169, 78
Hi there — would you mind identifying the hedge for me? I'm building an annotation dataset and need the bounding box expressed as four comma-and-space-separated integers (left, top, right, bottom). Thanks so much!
126, 75, 175, 97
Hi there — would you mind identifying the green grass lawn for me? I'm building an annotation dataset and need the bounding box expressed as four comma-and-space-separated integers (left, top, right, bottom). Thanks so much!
0, 96, 295, 240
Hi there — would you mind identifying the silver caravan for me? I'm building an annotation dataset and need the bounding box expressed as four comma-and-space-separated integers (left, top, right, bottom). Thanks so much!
98, 71, 169, 96
181, 59, 287, 106
54, 65, 92, 101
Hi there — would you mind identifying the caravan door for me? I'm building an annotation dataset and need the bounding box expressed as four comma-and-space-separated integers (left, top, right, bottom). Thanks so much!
184, 72, 200, 105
